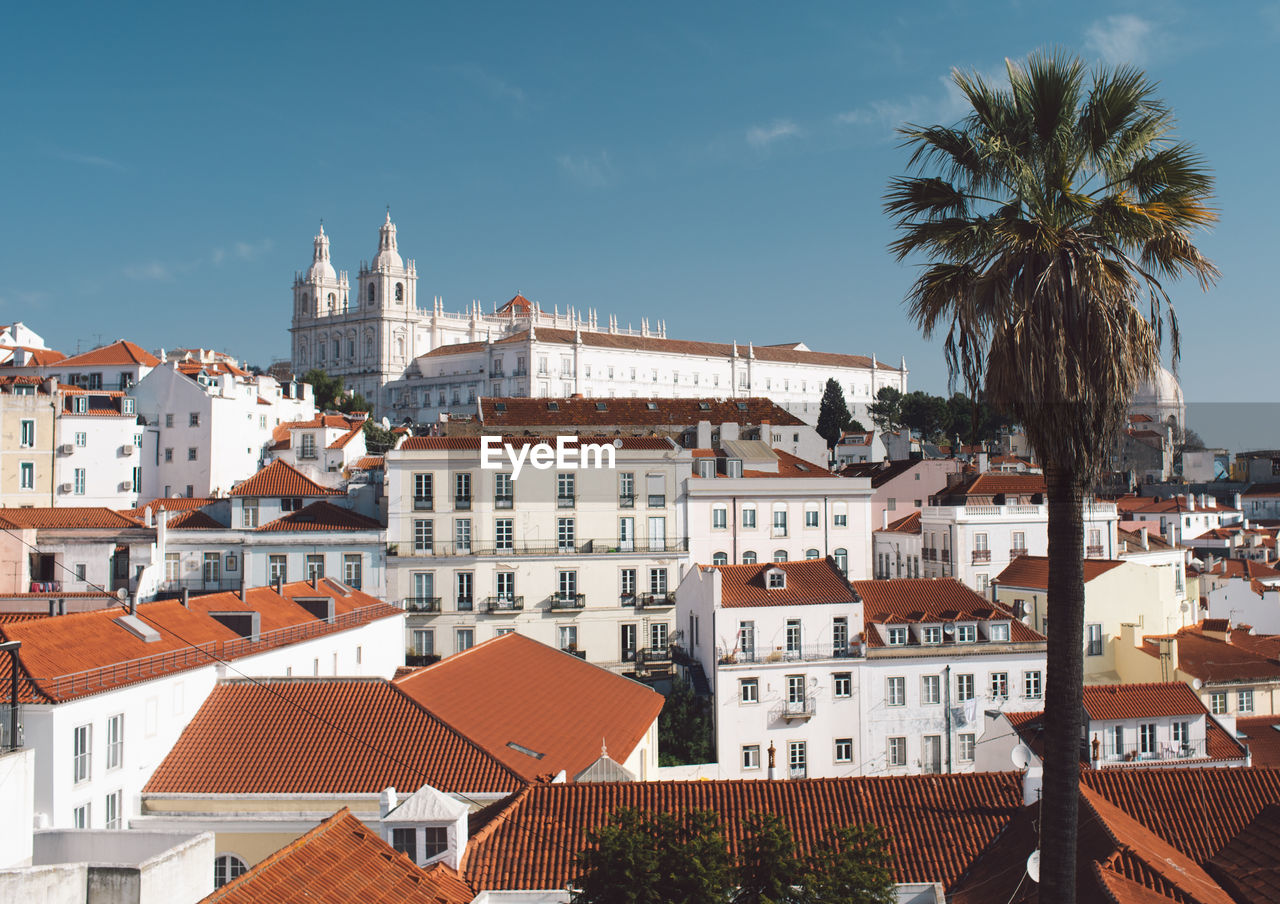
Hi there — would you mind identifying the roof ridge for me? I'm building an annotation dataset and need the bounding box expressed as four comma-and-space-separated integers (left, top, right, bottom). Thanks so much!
458, 784, 535, 873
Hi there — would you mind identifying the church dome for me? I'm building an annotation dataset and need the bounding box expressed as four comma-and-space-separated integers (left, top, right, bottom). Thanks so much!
307, 225, 337, 281
372, 210, 403, 270
1130, 365, 1185, 428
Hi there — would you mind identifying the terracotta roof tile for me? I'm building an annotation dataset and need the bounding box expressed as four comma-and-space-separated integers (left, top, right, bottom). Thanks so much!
460, 773, 1024, 892
327, 425, 364, 449
966, 473, 1046, 496
1082, 682, 1212, 720
1237, 717, 1280, 768
1207, 804, 1280, 904
1139, 625, 1280, 683
1118, 527, 1175, 551
127, 497, 219, 519
711, 559, 855, 608
57, 339, 159, 368
165, 509, 226, 530
876, 511, 921, 534
143, 677, 526, 796
0, 347, 66, 366
853, 578, 1042, 645
478, 396, 805, 428
229, 459, 344, 497
994, 555, 1127, 589
256, 500, 382, 532
197, 808, 475, 904
353, 456, 384, 470
394, 634, 663, 782
1203, 558, 1280, 580
0, 507, 144, 530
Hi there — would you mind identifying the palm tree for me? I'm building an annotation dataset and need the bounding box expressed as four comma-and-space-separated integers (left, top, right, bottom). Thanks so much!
884, 52, 1216, 903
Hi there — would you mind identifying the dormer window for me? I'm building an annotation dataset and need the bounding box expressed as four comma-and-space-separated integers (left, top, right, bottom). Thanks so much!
695, 459, 715, 479
73, 396, 88, 414
956, 623, 977, 643
390, 826, 448, 864
726, 459, 743, 478
887, 626, 908, 645
921, 625, 942, 645
989, 622, 1011, 642
698, 401, 711, 410
766, 568, 786, 589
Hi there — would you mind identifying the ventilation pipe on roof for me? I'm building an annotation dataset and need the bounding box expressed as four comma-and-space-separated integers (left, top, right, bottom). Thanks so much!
1235, 493, 1243, 512
767, 741, 777, 780
273, 575, 283, 595
882, 509, 889, 530
1140, 527, 1149, 550
182, 588, 190, 609
1187, 494, 1196, 512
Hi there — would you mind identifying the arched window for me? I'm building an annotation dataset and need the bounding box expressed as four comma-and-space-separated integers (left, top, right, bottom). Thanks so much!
805, 548, 820, 559
366, 333, 375, 357
773, 550, 788, 563
327, 292, 336, 312
396, 334, 405, 358
712, 552, 728, 565
395, 282, 404, 301
215, 854, 247, 887
834, 548, 848, 574
367, 283, 376, 304
741, 551, 757, 564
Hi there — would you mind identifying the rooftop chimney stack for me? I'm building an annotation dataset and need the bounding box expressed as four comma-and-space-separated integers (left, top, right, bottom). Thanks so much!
1140, 527, 1149, 550
379, 787, 398, 819
767, 741, 777, 780
182, 588, 190, 609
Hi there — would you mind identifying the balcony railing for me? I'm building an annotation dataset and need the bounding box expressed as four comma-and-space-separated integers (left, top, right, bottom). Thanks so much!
405, 653, 441, 667
158, 578, 241, 595
1086, 545, 1105, 557
716, 644, 859, 664
636, 645, 674, 671
557, 495, 575, 509
1010, 547, 1028, 559
413, 497, 433, 511
402, 596, 441, 613
619, 494, 635, 509
494, 495, 514, 510
972, 549, 991, 564
454, 496, 472, 511
923, 549, 936, 561
484, 595, 524, 613
648, 494, 665, 507
635, 592, 676, 609
941, 549, 951, 563
1095, 738, 1208, 765
780, 696, 817, 721
389, 538, 689, 558
549, 592, 586, 610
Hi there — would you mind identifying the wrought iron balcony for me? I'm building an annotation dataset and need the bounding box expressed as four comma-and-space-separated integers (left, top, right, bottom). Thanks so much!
619, 494, 635, 509
413, 496, 433, 511
454, 496, 472, 511
390, 538, 689, 558
635, 592, 676, 609
1010, 547, 1028, 559
972, 549, 991, 564
1095, 738, 1208, 766
636, 645, 674, 671
557, 495, 576, 509
780, 696, 817, 721
1086, 545, 1105, 557
402, 596, 441, 613
494, 495, 514, 509
549, 592, 586, 610
484, 595, 524, 613
715, 643, 860, 664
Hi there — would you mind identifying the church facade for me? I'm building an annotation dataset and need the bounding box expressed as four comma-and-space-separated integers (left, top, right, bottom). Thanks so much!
289, 214, 907, 424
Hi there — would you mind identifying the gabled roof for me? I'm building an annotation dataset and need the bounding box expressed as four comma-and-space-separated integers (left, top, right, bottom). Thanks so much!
57, 339, 159, 368
127, 497, 219, 520
229, 459, 344, 497
1238, 717, 1280, 769
994, 555, 1127, 589
165, 509, 226, 530
839, 459, 925, 487
496, 293, 534, 315
1118, 527, 1175, 551
393, 633, 663, 782
1244, 482, 1280, 498
59, 390, 134, 416
1201, 558, 1280, 580
460, 773, 1023, 892
876, 511, 921, 534
1082, 682, 1211, 721
352, 455, 384, 470
1139, 624, 1280, 684
197, 807, 475, 904
327, 425, 364, 449
852, 578, 1042, 645
477, 396, 805, 428
1207, 804, 1280, 904
711, 559, 855, 608
256, 500, 382, 532
0, 507, 144, 530
144, 677, 526, 796
1119, 494, 1239, 514
0, 346, 66, 366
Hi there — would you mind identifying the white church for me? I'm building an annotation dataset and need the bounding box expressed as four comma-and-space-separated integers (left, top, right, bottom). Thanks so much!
289, 213, 908, 424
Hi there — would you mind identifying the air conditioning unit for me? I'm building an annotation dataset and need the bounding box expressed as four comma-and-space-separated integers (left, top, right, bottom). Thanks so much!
119, 445, 135, 456
58, 483, 73, 494
56, 444, 73, 455
119, 480, 134, 491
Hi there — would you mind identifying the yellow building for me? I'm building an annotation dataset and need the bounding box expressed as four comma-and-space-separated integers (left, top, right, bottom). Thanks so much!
0, 378, 57, 507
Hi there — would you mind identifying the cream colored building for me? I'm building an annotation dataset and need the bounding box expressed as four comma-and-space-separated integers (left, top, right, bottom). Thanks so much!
0, 378, 57, 507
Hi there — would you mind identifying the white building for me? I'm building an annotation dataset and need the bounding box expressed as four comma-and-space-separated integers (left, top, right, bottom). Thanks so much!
5, 339, 160, 391
873, 511, 922, 579
131, 360, 315, 499
0, 506, 160, 599
54, 388, 143, 508
921, 472, 1119, 595
262, 413, 368, 486
287, 215, 907, 423
684, 437, 873, 577
0, 580, 403, 832
384, 435, 688, 667
1116, 492, 1242, 548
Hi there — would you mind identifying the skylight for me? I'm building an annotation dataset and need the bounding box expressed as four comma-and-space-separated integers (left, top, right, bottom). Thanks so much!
494, 402, 507, 413
547, 402, 559, 411
506, 741, 546, 759
646, 402, 658, 410
698, 402, 711, 410
596, 402, 607, 411
736, 402, 748, 411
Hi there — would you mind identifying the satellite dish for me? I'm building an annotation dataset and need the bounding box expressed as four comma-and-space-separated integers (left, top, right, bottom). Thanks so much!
1180, 601, 1190, 612
380, 416, 391, 430
613, 438, 624, 449
1192, 678, 1203, 690
1011, 745, 1032, 770
1021, 615, 1032, 626
116, 588, 128, 601
943, 622, 956, 636
1026, 850, 1040, 883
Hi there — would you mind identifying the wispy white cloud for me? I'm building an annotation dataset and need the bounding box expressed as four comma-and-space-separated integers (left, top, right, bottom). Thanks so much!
225, 239, 273, 262
52, 149, 124, 170
128, 238, 273, 281
0, 290, 48, 308
746, 119, 800, 149
1085, 14, 1155, 65
452, 63, 525, 104
123, 261, 176, 281
835, 64, 1010, 136
556, 151, 614, 188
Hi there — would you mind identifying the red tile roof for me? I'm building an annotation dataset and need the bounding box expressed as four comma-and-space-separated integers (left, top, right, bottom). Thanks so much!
496, 293, 533, 315
0, 581, 399, 703
353, 456, 384, 470
0, 507, 144, 530
256, 500, 382, 532
57, 339, 159, 368
394, 634, 663, 782
229, 460, 344, 497
398, 435, 675, 452
1118, 527, 1175, 551
127, 497, 219, 519
461, 773, 1024, 892
965, 472, 1047, 496
0, 347, 66, 366
852, 578, 1042, 644
1207, 804, 1280, 904
478, 396, 805, 428
711, 559, 855, 608
59, 391, 134, 416
1238, 717, 1280, 768
327, 425, 364, 449
197, 808, 475, 904
994, 555, 1127, 589
745, 448, 835, 479
1202, 558, 1280, 580
1082, 682, 1211, 720
1120, 494, 1239, 514
839, 459, 940, 487
164, 509, 226, 530
143, 677, 526, 796
876, 511, 921, 534
1138, 625, 1280, 683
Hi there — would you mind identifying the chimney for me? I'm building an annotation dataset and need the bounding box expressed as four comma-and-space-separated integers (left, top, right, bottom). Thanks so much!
977, 451, 989, 473
767, 741, 777, 780
1234, 492, 1243, 511
882, 509, 889, 530
182, 588, 190, 609
1187, 494, 1196, 512
379, 787, 398, 819
1139, 527, 1149, 550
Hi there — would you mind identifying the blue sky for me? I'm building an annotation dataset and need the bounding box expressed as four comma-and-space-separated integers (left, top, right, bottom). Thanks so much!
3, 2, 1276, 431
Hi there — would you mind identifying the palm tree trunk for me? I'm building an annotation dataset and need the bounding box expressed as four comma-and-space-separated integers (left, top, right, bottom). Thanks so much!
1039, 464, 1085, 903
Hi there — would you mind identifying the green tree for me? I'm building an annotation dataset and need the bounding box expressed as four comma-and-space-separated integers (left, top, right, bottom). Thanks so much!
734, 812, 802, 904
657, 676, 714, 766
362, 419, 397, 455
866, 386, 902, 433
796, 825, 895, 904
816, 378, 854, 450
897, 391, 948, 442
886, 52, 1217, 902
944, 392, 1012, 447
301, 368, 345, 410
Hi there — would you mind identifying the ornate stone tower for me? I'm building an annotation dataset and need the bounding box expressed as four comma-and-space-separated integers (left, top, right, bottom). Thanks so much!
290, 225, 350, 371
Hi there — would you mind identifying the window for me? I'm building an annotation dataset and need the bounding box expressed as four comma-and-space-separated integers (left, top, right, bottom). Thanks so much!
834, 672, 852, 697
74, 468, 86, 495
495, 518, 513, 551
922, 625, 942, 645
189, 412, 200, 427
268, 555, 287, 584
74, 431, 87, 447
958, 733, 976, 763
105, 789, 123, 830
1211, 692, 1228, 715
411, 629, 435, 656
833, 504, 848, 527
833, 548, 847, 573
772, 549, 788, 562
1024, 671, 1043, 699
741, 551, 757, 564
559, 625, 578, 651
495, 472, 513, 507
558, 570, 578, 598
788, 740, 807, 779
922, 674, 941, 705
742, 745, 761, 770
833, 616, 848, 655
650, 622, 669, 650
887, 626, 908, 646
188, 447, 198, 461
164, 553, 180, 582
557, 473, 575, 507
767, 569, 786, 589
456, 572, 473, 610
620, 568, 637, 600
74, 724, 91, 783
19, 462, 33, 489
990, 672, 1009, 699
413, 519, 433, 552
454, 473, 472, 508
413, 473, 433, 509
422, 825, 448, 860
214, 855, 247, 888
772, 507, 787, 536
712, 552, 728, 565
712, 505, 728, 530
805, 548, 820, 559
1172, 721, 1190, 748
456, 628, 474, 652
1086, 623, 1104, 656
957, 674, 975, 701
1139, 722, 1157, 756
305, 554, 324, 581
887, 737, 906, 767
785, 619, 801, 653
73, 804, 90, 829
739, 678, 759, 704
619, 472, 635, 506
1239, 689, 1255, 713
454, 519, 472, 554
557, 518, 575, 551
742, 505, 757, 528
106, 713, 124, 770
19, 419, 35, 447
835, 738, 853, 763
203, 552, 221, 584
496, 571, 515, 600
1012, 531, 1026, 553
989, 622, 1010, 642
241, 498, 259, 528
392, 828, 415, 857
956, 624, 977, 643
804, 507, 819, 528
887, 676, 906, 706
